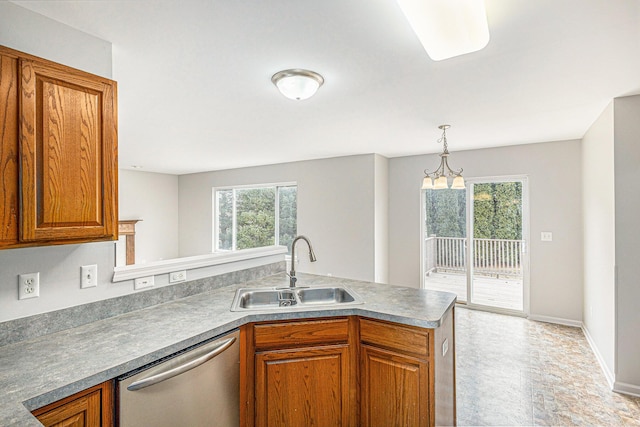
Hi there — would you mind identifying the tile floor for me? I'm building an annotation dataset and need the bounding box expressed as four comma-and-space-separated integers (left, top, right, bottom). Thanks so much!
455, 307, 640, 426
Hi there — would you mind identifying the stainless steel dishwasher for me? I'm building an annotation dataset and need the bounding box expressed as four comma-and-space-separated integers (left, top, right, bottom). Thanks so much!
118, 330, 239, 427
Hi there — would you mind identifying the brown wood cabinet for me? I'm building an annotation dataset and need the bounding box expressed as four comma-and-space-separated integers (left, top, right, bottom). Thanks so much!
359, 318, 432, 427
241, 317, 358, 427
0, 45, 118, 249
241, 313, 456, 427
32, 380, 114, 427
0, 50, 20, 246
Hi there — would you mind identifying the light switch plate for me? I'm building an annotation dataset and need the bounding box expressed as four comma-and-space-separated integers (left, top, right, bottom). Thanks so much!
541, 231, 553, 242
81, 265, 98, 288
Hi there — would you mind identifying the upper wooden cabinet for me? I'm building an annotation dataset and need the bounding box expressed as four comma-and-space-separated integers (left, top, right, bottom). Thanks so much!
0, 52, 20, 246
0, 45, 118, 248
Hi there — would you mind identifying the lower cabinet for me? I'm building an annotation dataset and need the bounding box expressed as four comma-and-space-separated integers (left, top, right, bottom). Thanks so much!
241, 317, 358, 427
255, 345, 352, 426
31, 380, 114, 427
241, 314, 455, 427
360, 318, 432, 427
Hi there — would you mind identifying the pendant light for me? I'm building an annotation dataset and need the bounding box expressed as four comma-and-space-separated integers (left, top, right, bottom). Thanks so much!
421, 124, 465, 190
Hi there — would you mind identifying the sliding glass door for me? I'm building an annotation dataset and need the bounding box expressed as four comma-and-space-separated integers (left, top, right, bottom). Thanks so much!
468, 179, 527, 311
423, 187, 468, 301
422, 177, 528, 314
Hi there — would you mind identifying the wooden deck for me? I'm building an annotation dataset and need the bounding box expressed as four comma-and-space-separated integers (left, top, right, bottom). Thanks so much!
424, 271, 523, 311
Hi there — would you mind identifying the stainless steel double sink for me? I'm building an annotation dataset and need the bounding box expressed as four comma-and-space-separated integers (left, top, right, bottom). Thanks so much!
230, 286, 364, 311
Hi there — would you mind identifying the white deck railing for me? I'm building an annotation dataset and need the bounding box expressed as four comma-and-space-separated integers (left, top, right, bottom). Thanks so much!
425, 236, 523, 278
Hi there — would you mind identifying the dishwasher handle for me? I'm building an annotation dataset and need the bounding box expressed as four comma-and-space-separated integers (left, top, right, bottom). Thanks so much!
127, 336, 237, 391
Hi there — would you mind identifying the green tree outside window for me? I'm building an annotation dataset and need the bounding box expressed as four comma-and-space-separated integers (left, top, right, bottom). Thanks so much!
215, 185, 297, 254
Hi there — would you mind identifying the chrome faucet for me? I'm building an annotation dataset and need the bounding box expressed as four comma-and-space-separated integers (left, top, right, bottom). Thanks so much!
289, 235, 317, 287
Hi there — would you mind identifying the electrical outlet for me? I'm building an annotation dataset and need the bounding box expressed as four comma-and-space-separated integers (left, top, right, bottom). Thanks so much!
169, 270, 187, 283
541, 231, 553, 241
134, 275, 154, 290
19, 272, 40, 300
81, 264, 98, 288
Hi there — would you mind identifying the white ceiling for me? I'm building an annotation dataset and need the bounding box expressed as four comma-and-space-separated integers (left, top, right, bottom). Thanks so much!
11, 0, 640, 175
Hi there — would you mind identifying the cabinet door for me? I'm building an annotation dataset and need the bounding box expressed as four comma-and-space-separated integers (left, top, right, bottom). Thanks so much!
360, 345, 430, 427
0, 53, 19, 246
32, 381, 113, 427
255, 345, 351, 427
19, 58, 117, 242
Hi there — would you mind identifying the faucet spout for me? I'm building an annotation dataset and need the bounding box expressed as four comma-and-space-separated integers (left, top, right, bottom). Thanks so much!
289, 235, 317, 287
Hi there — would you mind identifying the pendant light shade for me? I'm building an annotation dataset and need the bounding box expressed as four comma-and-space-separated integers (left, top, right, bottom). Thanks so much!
433, 175, 449, 189
421, 124, 465, 190
421, 176, 434, 190
451, 175, 466, 189
271, 69, 324, 100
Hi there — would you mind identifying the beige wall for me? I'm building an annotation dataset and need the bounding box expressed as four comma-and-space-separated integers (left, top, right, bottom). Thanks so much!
581, 102, 616, 382
119, 170, 180, 264
389, 140, 584, 322
613, 95, 640, 392
374, 154, 390, 283
0, 2, 112, 78
581, 95, 640, 395
178, 155, 379, 282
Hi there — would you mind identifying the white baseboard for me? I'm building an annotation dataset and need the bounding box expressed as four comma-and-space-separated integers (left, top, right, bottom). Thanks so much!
613, 381, 640, 397
581, 325, 615, 389
527, 314, 582, 328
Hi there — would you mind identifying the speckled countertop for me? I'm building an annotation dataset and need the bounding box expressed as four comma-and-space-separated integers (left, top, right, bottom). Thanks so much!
0, 273, 456, 426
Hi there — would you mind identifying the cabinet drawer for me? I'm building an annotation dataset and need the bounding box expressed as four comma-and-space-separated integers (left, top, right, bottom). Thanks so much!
254, 318, 349, 350
360, 318, 430, 358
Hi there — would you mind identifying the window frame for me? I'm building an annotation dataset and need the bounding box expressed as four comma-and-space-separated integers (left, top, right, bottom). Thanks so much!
212, 181, 297, 253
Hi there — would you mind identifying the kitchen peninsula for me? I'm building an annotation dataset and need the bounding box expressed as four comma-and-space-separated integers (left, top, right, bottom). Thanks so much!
0, 272, 456, 426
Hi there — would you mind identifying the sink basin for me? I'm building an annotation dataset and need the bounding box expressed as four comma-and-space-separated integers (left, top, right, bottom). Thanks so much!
235, 289, 297, 309
296, 287, 356, 304
231, 286, 363, 311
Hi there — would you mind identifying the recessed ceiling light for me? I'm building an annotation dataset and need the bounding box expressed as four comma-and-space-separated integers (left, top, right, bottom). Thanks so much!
271, 69, 324, 100
396, 0, 490, 61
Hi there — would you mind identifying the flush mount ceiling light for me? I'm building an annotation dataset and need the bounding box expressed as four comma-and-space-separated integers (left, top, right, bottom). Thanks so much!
396, 0, 490, 61
271, 69, 324, 100
421, 125, 465, 190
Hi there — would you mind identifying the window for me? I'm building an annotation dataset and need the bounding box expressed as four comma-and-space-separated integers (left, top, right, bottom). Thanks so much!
215, 184, 297, 253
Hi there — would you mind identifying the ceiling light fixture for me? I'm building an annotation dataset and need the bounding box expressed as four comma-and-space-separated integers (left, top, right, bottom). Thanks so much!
421, 124, 465, 190
396, 0, 490, 61
271, 69, 324, 100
